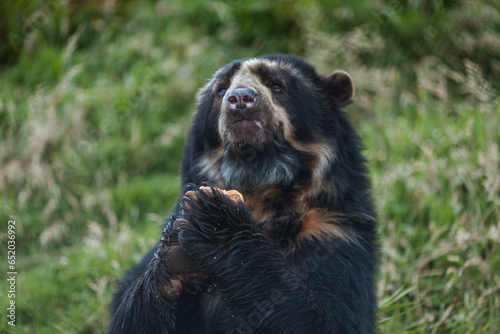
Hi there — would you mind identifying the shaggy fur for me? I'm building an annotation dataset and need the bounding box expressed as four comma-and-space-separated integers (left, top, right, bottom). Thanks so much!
108, 55, 377, 334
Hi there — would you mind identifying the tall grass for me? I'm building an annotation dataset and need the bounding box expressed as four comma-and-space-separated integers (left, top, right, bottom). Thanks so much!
0, 0, 499, 332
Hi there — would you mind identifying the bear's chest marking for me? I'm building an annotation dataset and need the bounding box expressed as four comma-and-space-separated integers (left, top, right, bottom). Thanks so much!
243, 190, 354, 248
243, 189, 290, 223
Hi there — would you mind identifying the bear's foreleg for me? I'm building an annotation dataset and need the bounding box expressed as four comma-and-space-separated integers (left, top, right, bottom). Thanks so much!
177, 185, 328, 333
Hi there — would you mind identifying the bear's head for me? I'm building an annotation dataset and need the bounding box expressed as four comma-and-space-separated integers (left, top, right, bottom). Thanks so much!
182, 55, 368, 214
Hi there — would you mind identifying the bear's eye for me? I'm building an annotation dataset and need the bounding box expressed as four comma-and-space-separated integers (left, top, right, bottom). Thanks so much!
217, 87, 227, 96
270, 83, 283, 92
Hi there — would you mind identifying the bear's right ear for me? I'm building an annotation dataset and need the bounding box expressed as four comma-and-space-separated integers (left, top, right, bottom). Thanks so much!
327, 70, 354, 107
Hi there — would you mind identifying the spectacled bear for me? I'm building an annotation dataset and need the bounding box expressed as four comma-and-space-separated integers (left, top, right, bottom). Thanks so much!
108, 55, 377, 334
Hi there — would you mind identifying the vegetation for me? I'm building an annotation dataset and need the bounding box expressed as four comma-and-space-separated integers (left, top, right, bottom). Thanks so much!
0, 0, 498, 332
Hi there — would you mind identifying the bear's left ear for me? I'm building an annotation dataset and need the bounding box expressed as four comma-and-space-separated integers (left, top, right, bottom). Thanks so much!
327, 70, 354, 106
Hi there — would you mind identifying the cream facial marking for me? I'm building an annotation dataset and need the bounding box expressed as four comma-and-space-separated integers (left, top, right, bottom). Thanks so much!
206, 58, 337, 190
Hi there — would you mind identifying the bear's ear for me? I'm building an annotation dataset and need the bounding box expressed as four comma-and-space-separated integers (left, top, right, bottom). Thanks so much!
327, 70, 354, 106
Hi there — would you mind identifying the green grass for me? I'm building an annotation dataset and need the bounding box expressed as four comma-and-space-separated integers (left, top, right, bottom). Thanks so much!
1, 0, 499, 333
367, 101, 500, 333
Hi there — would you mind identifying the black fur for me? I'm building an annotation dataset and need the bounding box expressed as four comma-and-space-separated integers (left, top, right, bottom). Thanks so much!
108, 55, 377, 334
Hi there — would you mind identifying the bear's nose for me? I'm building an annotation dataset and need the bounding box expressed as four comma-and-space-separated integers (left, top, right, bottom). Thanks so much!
226, 88, 258, 111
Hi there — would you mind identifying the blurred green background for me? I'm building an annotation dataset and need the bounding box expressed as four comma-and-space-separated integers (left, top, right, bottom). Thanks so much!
0, 0, 499, 333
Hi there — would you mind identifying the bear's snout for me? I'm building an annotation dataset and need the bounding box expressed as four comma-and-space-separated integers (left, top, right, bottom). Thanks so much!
226, 87, 258, 111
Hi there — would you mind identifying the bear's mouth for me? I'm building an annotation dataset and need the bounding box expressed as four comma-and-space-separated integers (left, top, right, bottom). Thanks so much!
230, 120, 263, 131
222, 117, 267, 149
